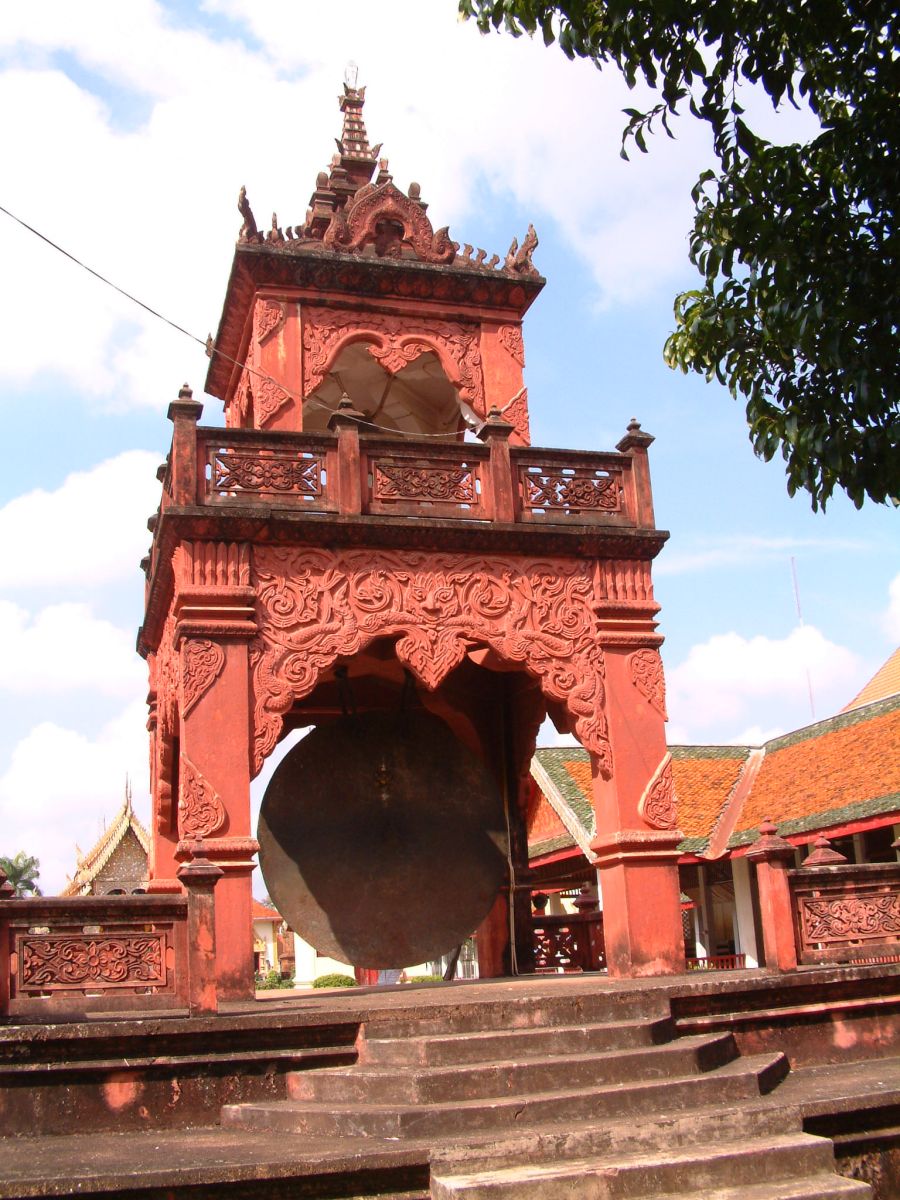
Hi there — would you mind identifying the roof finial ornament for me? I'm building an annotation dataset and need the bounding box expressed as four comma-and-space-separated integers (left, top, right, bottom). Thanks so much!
344, 60, 359, 90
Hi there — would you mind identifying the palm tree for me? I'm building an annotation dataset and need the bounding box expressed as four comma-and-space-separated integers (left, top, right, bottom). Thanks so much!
0, 851, 42, 897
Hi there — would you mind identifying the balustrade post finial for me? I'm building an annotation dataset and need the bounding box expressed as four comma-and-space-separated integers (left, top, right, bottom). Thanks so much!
804, 834, 850, 866
167, 382, 203, 506
616, 416, 656, 529
328, 395, 365, 515
478, 407, 516, 523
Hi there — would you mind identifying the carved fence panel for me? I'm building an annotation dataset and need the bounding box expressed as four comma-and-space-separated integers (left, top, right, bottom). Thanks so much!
790, 862, 900, 966
200, 431, 337, 510
514, 449, 630, 525
0, 895, 189, 1017
363, 441, 489, 518
532, 912, 606, 973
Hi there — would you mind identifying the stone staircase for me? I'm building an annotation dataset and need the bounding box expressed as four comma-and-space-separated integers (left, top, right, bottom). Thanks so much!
223, 988, 872, 1198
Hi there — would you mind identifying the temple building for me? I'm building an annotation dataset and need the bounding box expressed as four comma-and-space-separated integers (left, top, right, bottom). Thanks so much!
528, 648, 900, 970
61, 786, 150, 897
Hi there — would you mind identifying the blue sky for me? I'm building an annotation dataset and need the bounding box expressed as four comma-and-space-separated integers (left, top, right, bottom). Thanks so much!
0, 1, 896, 892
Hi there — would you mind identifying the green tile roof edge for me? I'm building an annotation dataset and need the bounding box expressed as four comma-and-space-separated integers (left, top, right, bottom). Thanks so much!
728, 789, 900, 848
529, 832, 578, 858
532, 747, 594, 835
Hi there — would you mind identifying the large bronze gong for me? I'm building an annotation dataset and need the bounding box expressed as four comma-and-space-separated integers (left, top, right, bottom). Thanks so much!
258, 709, 508, 969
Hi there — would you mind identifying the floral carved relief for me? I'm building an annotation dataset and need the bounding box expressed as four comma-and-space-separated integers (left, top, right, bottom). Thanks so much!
254, 299, 284, 344
178, 755, 226, 840
629, 648, 668, 718
373, 463, 477, 504
249, 547, 610, 778
301, 308, 485, 413
252, 377, 291, 428
322, 181, 456, 264
638, 752, 677, 830
181, 639, 225, 716
498, 324, 525, 367
800, 894, 900, 945
20, 935, 166, 989
501, 386, 531, 445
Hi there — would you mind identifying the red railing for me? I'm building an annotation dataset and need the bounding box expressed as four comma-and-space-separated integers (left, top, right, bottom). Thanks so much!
0, 860, 222, 1020
532, 912, 606, 973
171, 426, 651, 531
0, 895, 188, 1017
789, 862, 900, 967
686, 954, 747, 971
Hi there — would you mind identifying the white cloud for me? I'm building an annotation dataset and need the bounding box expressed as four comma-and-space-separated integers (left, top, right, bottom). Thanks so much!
885, 573, 900, 641
0, 1, 720, 408
0, 601, 144, 695
666, 624, 862, 742
0, 699, 150, 895
0, 451, 161, 590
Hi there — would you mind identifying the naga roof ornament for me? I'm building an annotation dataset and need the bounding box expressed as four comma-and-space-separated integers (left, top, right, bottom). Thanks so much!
235, 81, 539, 278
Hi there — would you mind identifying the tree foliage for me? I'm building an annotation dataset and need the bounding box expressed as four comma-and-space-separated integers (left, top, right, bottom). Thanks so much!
460, 0, 900, 508
0, 851, 42, 896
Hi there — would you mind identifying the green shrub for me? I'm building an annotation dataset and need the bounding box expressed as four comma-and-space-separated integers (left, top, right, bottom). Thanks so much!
312, 972, 358, 988
256, 968, 295, 990
408, 973, 444, 983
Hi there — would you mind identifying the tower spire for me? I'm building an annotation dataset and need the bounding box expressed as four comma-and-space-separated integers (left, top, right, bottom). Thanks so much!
333, 74, 381, 192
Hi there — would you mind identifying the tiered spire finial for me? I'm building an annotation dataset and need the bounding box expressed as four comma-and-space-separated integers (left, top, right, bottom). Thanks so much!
333, 68, 382, 191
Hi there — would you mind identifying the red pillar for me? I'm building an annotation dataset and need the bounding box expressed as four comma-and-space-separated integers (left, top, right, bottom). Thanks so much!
746, 820, 798, 972
589, 645, 685, 977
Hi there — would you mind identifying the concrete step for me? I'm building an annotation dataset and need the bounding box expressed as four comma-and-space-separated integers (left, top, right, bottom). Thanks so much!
359, 1016, 674, 1067
426, 1100, 793, 1176
429, 1132, 839, 1198
287, 1032, 737, 1105
660, 1177, 871, 1200
366, 990, 671, 1039
224, 1052, 788, 1139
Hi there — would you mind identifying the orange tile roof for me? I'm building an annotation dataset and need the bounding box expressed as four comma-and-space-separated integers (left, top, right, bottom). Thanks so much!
842, 647, 900, 712
527, 693, 900, 863
252, 900, 282, 921
730, 693, 900, 846
670, 748, 751, 842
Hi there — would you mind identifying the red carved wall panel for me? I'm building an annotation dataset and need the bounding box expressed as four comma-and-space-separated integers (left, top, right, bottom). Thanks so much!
249, 547, 610, 778
301, 308, 485, 414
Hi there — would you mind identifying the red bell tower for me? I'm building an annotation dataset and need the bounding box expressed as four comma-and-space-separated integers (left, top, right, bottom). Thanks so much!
139, 82, 684, 998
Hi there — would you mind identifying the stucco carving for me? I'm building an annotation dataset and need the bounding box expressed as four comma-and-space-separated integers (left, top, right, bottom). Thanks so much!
629, 648, 668, 718
301, 308, 485, 413
252, 377, 291, 427
181, 639, 226, 716
322, 181, 456, 264
498, 325, 525, 367
638, 752, 677, 830
254, 299, 284, 344
501, 386, 531, 445
249, 547, 610, 778
178, 755, 225, 840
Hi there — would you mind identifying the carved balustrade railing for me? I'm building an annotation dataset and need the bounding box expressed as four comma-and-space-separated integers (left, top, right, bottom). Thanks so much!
789, 862, 900, 967
532, 912, 606, 973
199, 430, 338, 511
160, 426, 651, 530
362, 439, 490, 518
513, 448, 630, 525
0, 895, 189, 1018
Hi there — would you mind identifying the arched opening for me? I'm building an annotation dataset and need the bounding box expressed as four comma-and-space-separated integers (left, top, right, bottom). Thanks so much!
303, 344, 469, 437
256, 637, 549, 980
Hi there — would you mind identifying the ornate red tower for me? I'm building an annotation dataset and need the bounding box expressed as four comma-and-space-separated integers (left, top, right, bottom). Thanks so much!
139, 82, 683, 998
